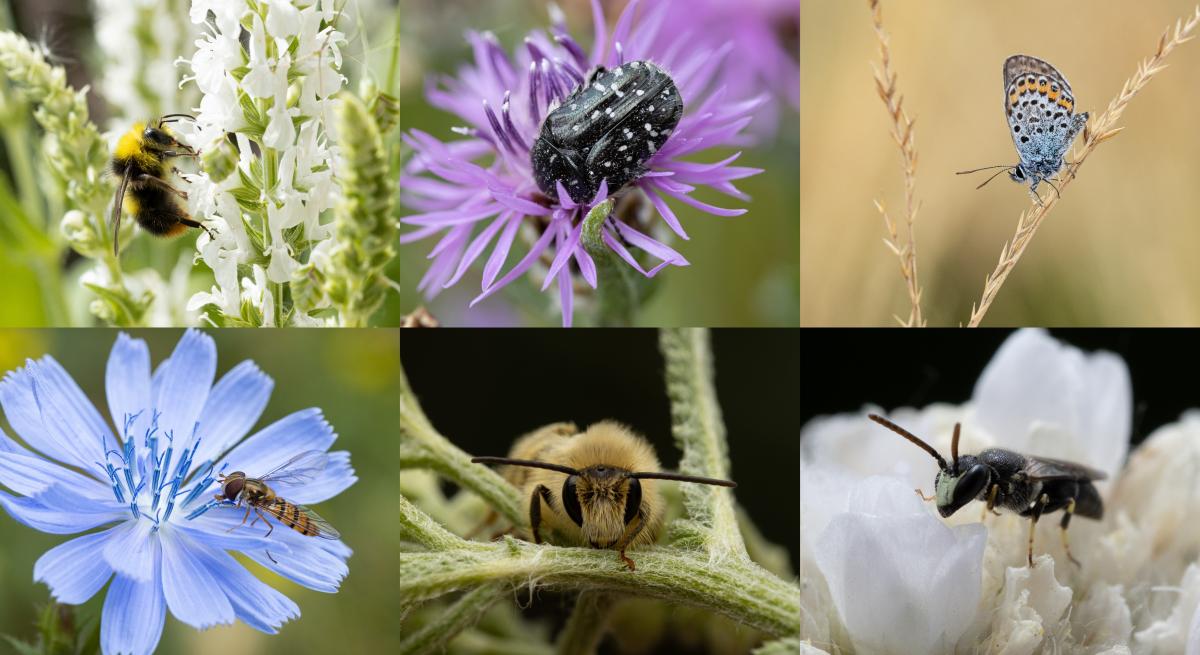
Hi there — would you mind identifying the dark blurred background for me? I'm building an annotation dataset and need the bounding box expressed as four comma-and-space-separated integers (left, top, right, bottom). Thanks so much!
0, 329, 399, 653
401, 328, 800, 571
799, 329, 1200, 448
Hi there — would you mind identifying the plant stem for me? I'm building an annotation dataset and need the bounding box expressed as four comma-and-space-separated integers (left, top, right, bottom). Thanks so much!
397, 583, 505, 655
556, 591, 617, 655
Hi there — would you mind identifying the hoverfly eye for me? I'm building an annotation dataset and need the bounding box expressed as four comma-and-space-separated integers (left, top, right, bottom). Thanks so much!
952, 464, 988, 506
623, 477, 642, 525
222, 477, 245, 501
562, 475, 584, 527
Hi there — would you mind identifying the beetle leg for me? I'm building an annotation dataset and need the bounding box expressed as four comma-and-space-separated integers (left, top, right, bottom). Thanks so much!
1060, 498, 1081, 567
913, 488, 935, 502
1027, 493, 1049, 567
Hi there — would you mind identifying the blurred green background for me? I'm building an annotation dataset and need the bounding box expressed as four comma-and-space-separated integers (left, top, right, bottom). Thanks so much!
801, 0, 1200, 326
0, 0, 402, 326
397, 0, 800, 327
0, 329, 399, 653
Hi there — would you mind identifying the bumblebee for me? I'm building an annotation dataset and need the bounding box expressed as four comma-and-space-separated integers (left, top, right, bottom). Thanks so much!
109, 114, 211, 256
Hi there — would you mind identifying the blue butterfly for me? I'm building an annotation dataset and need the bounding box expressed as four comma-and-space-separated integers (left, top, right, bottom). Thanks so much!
960, 55, 1089, 202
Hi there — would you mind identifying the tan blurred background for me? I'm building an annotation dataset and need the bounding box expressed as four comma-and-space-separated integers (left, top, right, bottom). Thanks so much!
801, 1, 1200, 326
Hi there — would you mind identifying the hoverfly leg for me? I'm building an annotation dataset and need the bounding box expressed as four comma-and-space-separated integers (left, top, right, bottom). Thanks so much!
265, 549, 279, 565
255, 507, 275, 538
1060, 498, 1081, 568
227, 506, 253, 533
913, 488, 935, 502
1027, 493, 1049, 567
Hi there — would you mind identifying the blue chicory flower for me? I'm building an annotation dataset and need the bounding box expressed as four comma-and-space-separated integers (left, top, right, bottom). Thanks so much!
0, 330, 355, 655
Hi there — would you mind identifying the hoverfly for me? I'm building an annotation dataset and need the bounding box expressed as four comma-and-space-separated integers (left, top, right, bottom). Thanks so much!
215, 450, 341, 541
868, 414, 1106, 567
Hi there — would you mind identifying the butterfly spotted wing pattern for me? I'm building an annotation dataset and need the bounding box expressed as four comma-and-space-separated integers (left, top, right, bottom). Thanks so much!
1003, 55, 1088, 194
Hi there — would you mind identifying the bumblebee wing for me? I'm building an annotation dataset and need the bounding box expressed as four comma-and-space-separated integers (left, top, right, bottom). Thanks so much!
263, 500, 341, 539
111, 166, 132, 256
1024, 455, 1108, 481
258, 450, 328, 486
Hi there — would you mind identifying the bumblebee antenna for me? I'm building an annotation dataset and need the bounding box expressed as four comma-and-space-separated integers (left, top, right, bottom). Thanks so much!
951, 422, 961, 474
471, 456, 580, 477
158, 113, 197, 126
630, 471, 737, 487
868, 414, 949, 471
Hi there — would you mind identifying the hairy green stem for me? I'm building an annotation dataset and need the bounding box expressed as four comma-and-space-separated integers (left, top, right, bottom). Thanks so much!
397, 583, 505, 655
581, 199, 638, 327
556, 591, 617, 655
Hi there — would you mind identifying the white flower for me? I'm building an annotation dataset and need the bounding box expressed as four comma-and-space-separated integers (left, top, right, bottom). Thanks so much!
800, 329, 1200, 653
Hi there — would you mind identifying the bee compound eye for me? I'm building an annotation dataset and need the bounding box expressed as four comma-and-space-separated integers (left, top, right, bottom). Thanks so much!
952, 464, 989, 506
562, 475, 584, 527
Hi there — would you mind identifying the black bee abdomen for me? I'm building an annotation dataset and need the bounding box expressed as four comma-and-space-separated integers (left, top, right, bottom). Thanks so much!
131, 185, 190, 236
531, 60, 684, 203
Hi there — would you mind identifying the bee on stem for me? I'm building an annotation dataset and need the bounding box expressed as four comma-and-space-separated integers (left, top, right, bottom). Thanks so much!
109, 114, 213, 256
472, 421, 736, 570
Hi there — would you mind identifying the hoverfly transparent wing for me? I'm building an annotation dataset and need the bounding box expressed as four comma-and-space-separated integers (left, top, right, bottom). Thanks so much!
111, 166, 133, 256
1024, 455, 1108, 482
262, 499, 341, 539
257, 450, 329, 486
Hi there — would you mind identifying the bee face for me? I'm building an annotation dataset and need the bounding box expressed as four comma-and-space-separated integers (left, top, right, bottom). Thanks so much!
934, 455, 990, 518
141, 125, 188, 152
563, 467, 643, 547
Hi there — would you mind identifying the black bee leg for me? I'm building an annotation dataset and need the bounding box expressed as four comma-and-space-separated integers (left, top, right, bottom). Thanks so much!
529, 484, 553, 544
1027, 493, 1049, 567
133, 173, 189, 200
981, 483, 1002, 521
1060, 499, 1081, 567
179, 217, 214, 239
613, 512, 647, 571
161, 150, 198, 158
913, 488, 934, 502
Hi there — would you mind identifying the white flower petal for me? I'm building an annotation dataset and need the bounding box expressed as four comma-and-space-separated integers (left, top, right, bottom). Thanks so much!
985, 555, 1071, 655
812, 476, 986, 655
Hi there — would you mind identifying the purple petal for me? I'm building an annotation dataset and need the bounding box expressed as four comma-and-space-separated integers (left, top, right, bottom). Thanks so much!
541, 221, 583, 291
482, 214, 522, 290
558, 266, 574, 327
444, 214, 510, 288
471, 223, 557, 306
34, 528, 117, 603
640, 183, 689, 239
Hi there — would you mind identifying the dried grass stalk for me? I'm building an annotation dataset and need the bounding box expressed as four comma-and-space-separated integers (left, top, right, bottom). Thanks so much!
868, 0, 926, 327
968, 6, 1200, 327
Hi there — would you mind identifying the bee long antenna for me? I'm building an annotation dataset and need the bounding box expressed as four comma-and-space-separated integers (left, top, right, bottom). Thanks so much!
471, 456, 580, 477
630, 471, 737, 487
951, 423, 961, 474
868, 414, 949, 470
158, 113, 197, 126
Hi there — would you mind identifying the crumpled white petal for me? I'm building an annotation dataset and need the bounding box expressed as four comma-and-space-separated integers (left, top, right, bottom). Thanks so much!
812, 476, 986, 655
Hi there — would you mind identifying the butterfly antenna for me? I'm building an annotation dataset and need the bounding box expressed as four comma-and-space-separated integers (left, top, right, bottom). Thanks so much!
956, 164, 1016, 175
974, 167, 1014, 190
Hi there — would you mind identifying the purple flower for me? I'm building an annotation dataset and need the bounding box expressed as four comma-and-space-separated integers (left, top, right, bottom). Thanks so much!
0, 330, 355, 655
401, 0, 765, 326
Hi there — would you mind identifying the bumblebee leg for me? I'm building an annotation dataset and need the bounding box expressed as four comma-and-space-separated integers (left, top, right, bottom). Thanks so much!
161, 150, 198, 158
913, 488, 934, 502
133, 173, 189, 200
612, 513, 647, 572
529, 484, 553, 544
1060, 498, 1081, 567
177, 217, 214, 239
1027, 493, 1049, 567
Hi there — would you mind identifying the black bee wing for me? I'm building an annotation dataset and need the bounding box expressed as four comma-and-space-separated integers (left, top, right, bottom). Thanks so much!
1024, 455, 1108, 482
111, 166, 132, 256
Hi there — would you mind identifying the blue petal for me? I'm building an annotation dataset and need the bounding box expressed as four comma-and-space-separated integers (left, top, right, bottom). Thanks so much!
176, 516, 289, 554
105, 333, 152, 460
218, 408, 335, 476
30, 357, 119, 475
102, 520, 158, 582
153, 330, 216, 456
0, 425, 25, 453
201, 546, 299, 633
0, 358, 110, 475
190, 360, 274, 470
0, 488, 125, 534
0, 450, 109, 498
243, 531, 349, 593
274, 450, 355, 505
101, 569, 166, 655
34, 528, 117, 603
160, 526, 235, 629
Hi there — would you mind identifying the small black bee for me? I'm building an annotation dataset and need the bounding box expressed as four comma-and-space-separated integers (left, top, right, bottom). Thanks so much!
110, 114, 212, 256
868, 414, 1106, 567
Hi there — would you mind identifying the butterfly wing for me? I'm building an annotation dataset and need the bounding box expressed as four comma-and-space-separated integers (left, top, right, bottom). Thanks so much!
1003, 55, 1087, 170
